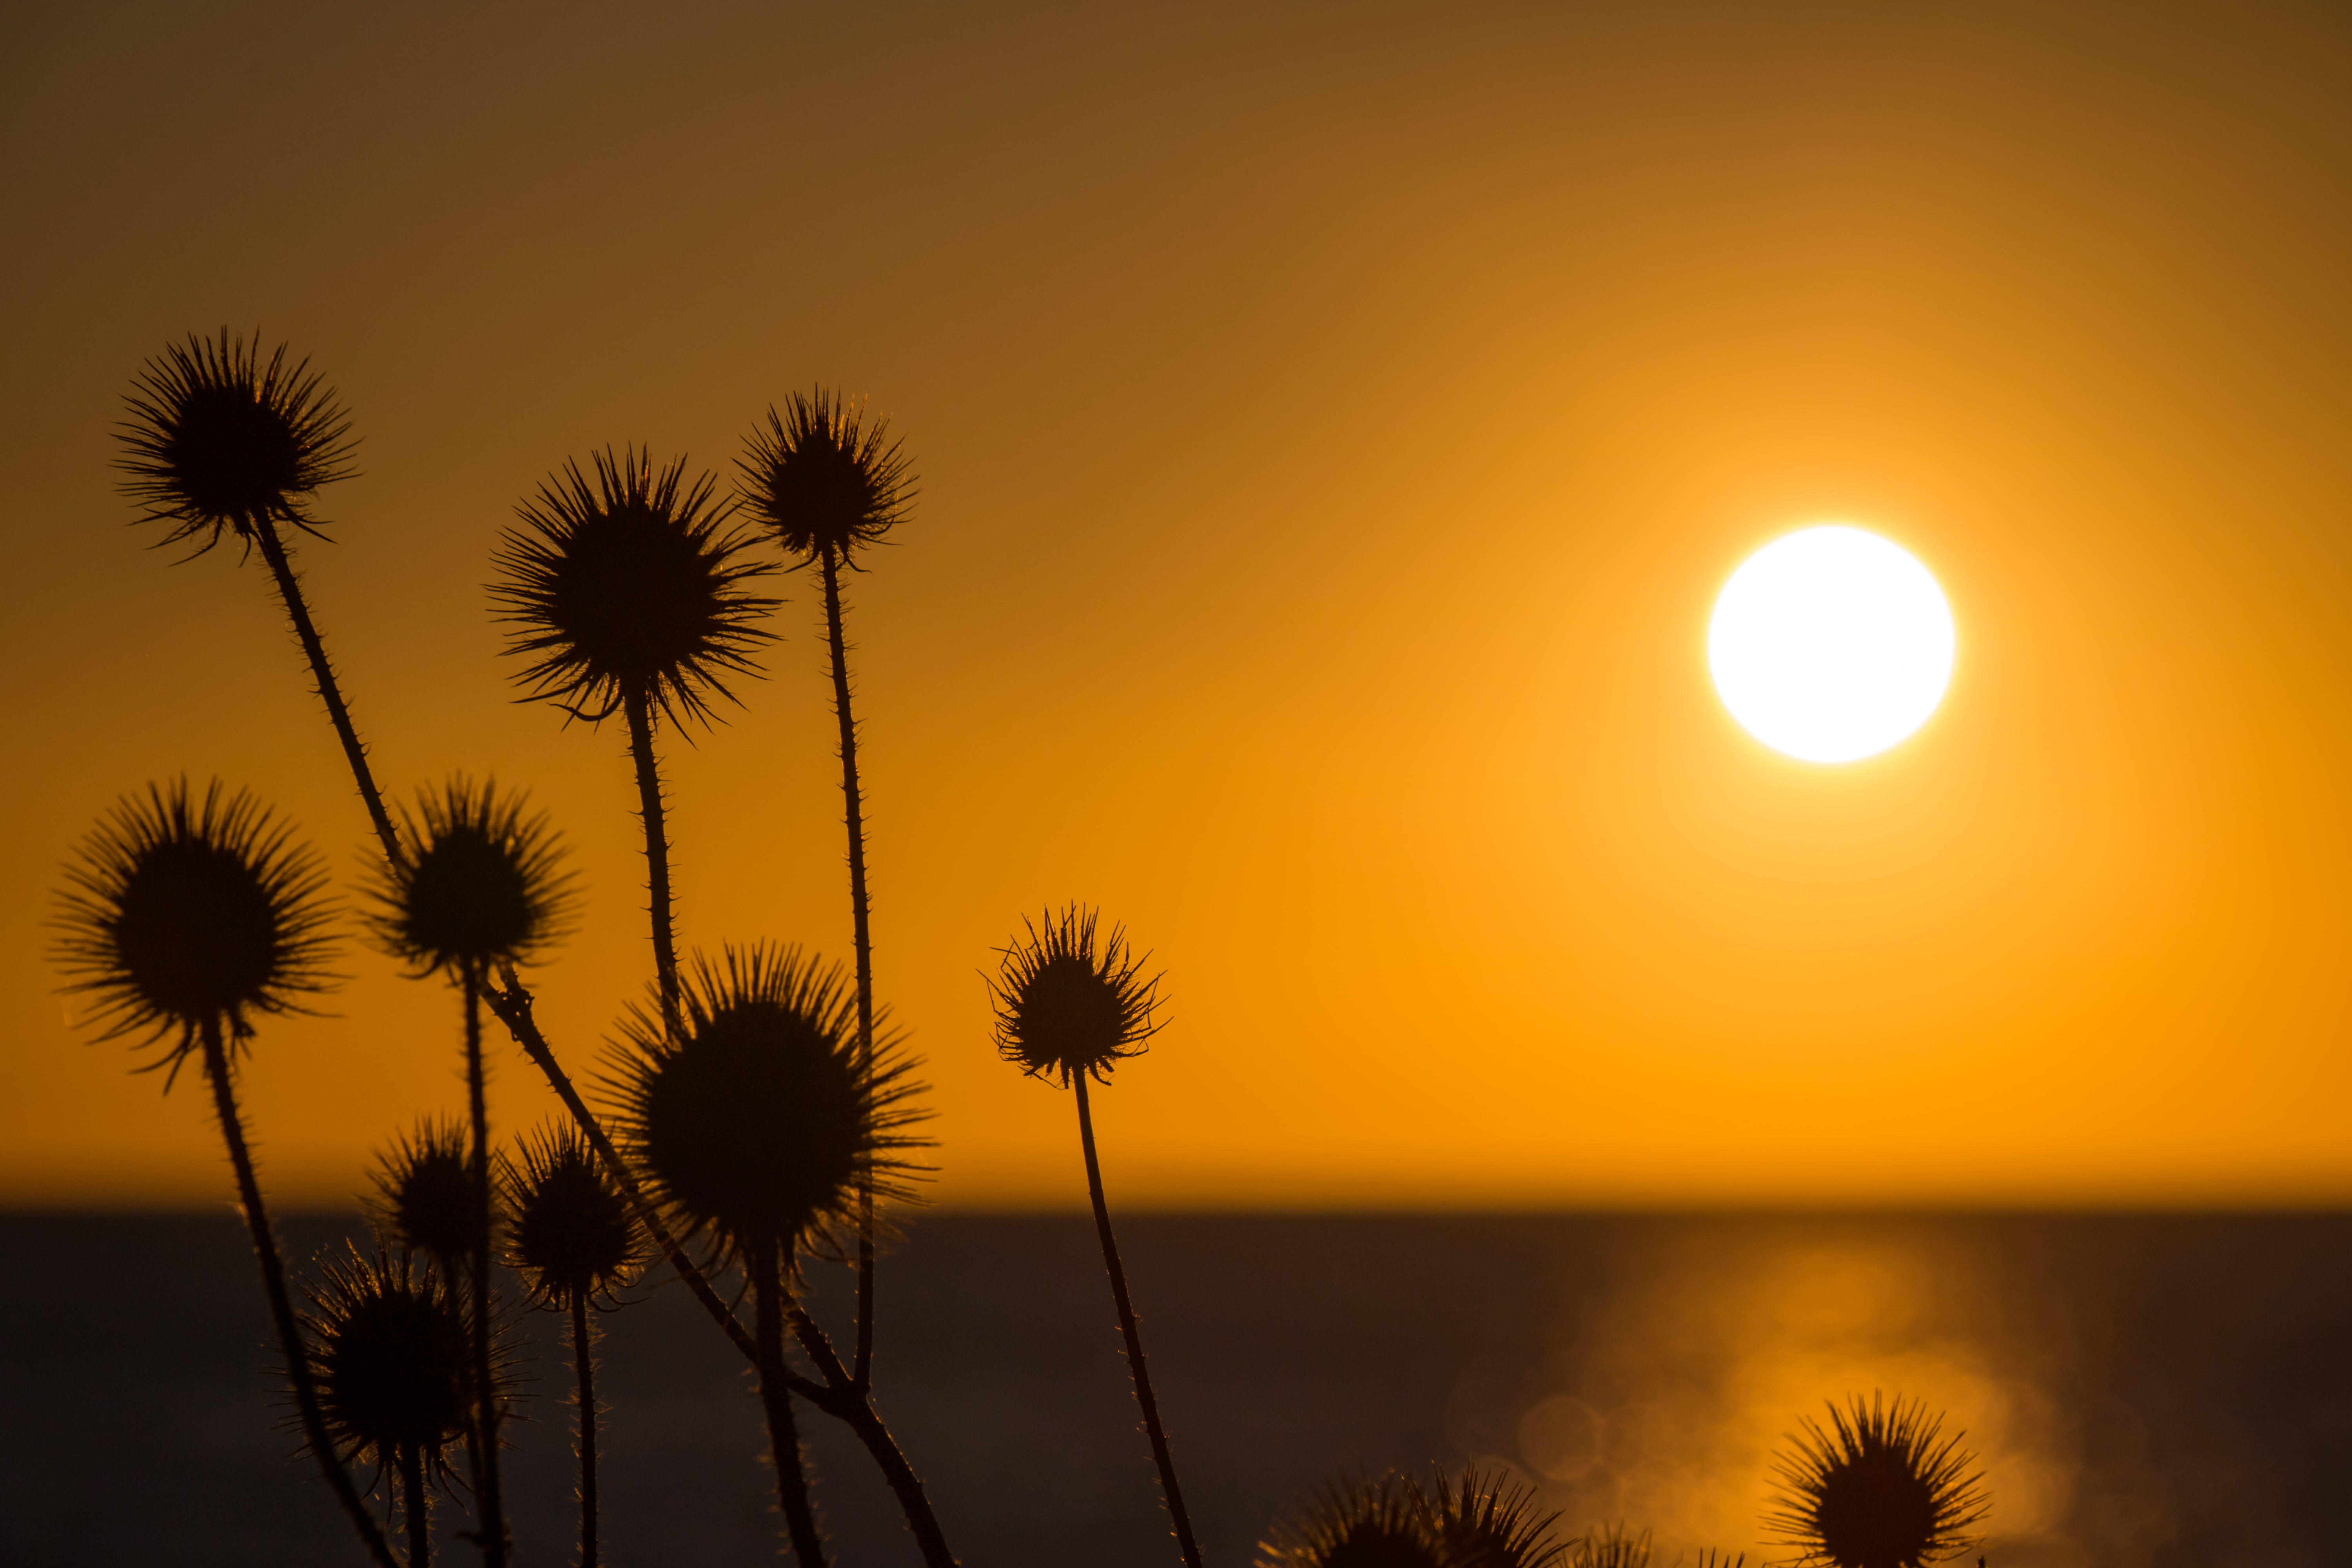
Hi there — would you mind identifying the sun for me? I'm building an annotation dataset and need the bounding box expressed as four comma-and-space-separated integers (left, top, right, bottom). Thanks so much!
1708, 524, 1955, 764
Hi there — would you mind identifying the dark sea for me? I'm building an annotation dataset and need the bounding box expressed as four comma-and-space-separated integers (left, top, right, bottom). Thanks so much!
3, 1212, 2347, 1567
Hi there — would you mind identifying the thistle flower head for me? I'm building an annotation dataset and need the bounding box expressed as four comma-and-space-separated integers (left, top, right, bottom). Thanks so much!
503, 1123, 644, 1308
988, 905, 1163, 1087
368, 1118, 486, 1268
302, 1246, 474, 1475
53, 779, 338, 1063
1568, 1528, 1650, 1568
737, 387, 915, 567
493, 446, 777, 727
368, 778, 572, 978
1766, 1395, 1987, 1568
116, 330, 355, 554
1258, 1471, 1443, 1568
1430, 1467, 1567, 1568
608, 944, 929, 1267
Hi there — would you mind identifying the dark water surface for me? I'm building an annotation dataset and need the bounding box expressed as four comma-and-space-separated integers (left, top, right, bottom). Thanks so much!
3, 1212, 2347, 1566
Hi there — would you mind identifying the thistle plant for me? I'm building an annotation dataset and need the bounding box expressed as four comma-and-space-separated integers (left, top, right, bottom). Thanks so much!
504, 1125, 646, 1568
371, 1119, 485, 1272
989, 905, 1197, 1568
737, 387, 915, 1385
1766, 1396, 1987, 1568
1258, 1471, 1440, 1568
305, 1247, 477, 1568
368, 778, 572, 1568
1567, 1528, 1650, 1568
493, 446, 775, 1038
116, 332, 398, 858
52, 780, 397, 1568
608, 944, 929, 1568
1430, 1467, 1568, 1568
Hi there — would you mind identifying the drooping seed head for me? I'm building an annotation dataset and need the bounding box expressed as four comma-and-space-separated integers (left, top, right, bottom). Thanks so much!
503, 1123, 644, 1308
1766, 1395, 1987, 1568
493, 446, 777, 728
1430, 1466, 1568, 1568
1568, 1527, 1651, 1568
116, 330, 356, 553
369, 778, 572, 978
1258, 1471, 1443, 1568
368, 1118, 487, 1269
608, 944, 929, 1267
53, 779, 338, 1065
989, 905, 1163, 1087
736, 388, 915, 568
302, 1246, 473, 1475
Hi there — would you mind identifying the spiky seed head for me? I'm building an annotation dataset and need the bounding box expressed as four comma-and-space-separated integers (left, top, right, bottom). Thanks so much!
1568, 1528, 1651, 1568
116, 330, 356, 553
492, 446, 777, 728
53, 779, 338, 1064
737, 387, 915, 567
303, 1247, 472, 1474
368, 1119, 486, 1267
1766, 1395, 1988, 1568
503, 1123, 644, 1308
989, 905, 1163, 1087
608, 944, 929, 1267
1430, 1467, 1568, 1568
1258, 1471, 1443, 1568
368, 778, 572, 978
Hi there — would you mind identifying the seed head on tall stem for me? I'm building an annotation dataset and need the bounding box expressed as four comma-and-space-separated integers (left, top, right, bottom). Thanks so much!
371, 1118, 487, 1275
52, 780, 397, 1568
737, 387, 914, 1387
1766, 1395, 1987, 1568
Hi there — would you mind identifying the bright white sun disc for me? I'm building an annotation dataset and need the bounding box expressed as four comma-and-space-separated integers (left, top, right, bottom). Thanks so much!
1708, 525, 1954, 763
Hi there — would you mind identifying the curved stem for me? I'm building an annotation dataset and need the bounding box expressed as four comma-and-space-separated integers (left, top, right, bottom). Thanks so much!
196, 1018, 401, 1568
623, 690, 683, 1040
1074, 1074, 1202, 1568
463, 967, 508, 1566
818, 550, 878, 1388
753, 1239, 829, 1566
572, 1295, 599, 1568
402, 1445, 429, 1568
250, 512, 399, 861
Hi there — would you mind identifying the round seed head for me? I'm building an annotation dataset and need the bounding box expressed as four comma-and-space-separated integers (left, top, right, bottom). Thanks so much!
1430, 1466, 1568, 1568
608, 944, 929, 1267
494, 446, 777, 728
53, 779, 338, 1063
1258, 1471, 1443, 1568
116, 330, 356, 552
1767, 1395, 1987, 1568
369, 777, 572, 977
737, 387, 915, 566
989, 905, 1163, 1087
503, 1123, 644, 1308
302, 1246, 472, 1475
368, 1118, 486, 1268
1568, 1527, 1651, 1568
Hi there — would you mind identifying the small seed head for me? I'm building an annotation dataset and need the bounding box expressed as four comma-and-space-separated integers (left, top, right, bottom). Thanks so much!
302, 1247, 472, 1474
1430, 1467, 1568, 1568
1259, 1471, 1443, 1568
989, 905, 1163, 1087
368, 1119, 486, 1268
737, 387, 915, 567
369, 778, 571, 977
1767, 1395, 1988, 1568
503, 1124, 643, 1308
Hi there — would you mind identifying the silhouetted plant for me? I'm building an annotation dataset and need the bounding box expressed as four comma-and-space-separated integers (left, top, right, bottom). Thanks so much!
52, 780, 396, 1568
1766, 1396, 1987, 1568
608, 944, 929, 1567
1258, 1470, 1441, 1568
990, 904, 1198, 1568
1431, 1466, 1568, 1568
737, 387, 915, 1384
1567, 1527, 1650, 1568
305, 1246, 477, 1568
493, 446, 775, 1037
504, 1125, 646, 1568
116, 331, 399, 857
371, 1119, 486, 1272
368, 778, 572, 1568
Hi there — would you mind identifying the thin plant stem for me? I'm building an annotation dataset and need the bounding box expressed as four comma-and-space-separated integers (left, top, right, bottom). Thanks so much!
250, 511, 399, 861
622, 690, 684, 1040
571, 1294, 599, 1568
1073, 1073, 1202, 1568
402, 1445, 430, 1568
463, 966, 509, 1567
752, 1237, 829, 1567
196, 1016, 402, 1568
818, 548, 878, 1388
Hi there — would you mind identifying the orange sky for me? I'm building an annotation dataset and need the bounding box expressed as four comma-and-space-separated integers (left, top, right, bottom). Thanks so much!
8, 1, 2352, 1208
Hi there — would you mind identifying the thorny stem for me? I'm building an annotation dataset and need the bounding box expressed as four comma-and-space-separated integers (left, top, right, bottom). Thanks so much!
196, 1018, 401, 1568
572, 1295, 599, 1568
622, 690, 683, 1041
753, 1238, 830, 1567
403, 1445, 430, 1568
250, 511, 399, 862
1074, 1073, 1203, 1568
463, 967, 509, 1566
818, 548, 880, 1389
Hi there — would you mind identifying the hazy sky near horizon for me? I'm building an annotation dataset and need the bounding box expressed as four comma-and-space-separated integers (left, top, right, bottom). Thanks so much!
9, 0, 2352, 1208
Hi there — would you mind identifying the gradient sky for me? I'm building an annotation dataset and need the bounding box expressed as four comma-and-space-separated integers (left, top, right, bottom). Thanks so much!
8, 1, 2352, 1208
